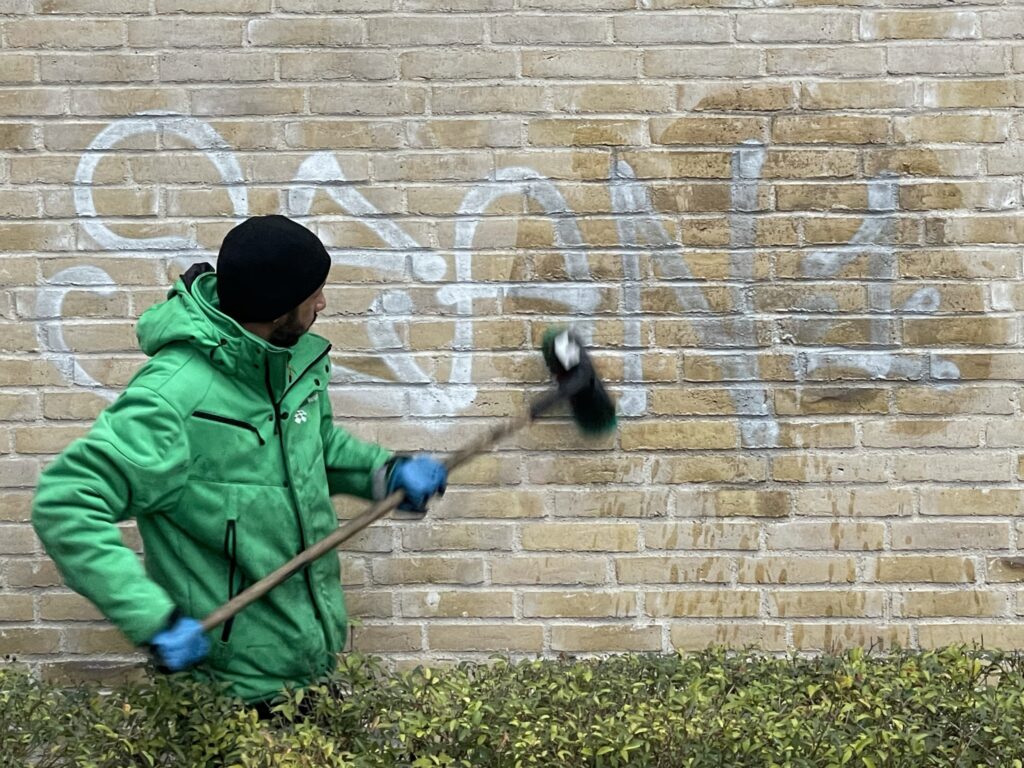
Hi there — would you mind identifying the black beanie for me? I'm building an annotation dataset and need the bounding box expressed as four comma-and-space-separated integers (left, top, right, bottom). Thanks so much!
216, 215, 331, 323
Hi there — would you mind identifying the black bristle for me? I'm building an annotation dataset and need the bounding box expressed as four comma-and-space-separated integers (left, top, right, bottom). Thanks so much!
540, 327, 617, 436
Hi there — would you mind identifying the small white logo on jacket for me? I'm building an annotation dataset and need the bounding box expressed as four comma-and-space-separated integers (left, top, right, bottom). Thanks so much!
294, 410, 308, 424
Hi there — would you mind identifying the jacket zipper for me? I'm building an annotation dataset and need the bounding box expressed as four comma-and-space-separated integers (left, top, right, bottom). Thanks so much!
264, 351, 330, 638
192, 411, 266, 446
222, 519, 239, 643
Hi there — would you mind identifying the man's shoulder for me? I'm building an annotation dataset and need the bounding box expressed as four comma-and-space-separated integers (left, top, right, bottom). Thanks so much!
128, 344, 217, 417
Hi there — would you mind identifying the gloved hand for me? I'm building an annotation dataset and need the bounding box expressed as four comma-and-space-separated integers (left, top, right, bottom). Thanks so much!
386, 455, 448, 515
149, 615, 209, 672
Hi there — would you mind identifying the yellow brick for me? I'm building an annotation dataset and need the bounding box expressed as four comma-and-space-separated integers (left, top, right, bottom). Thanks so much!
490, 556, 608, 585
0, 459, 40, 491
401, 50, 515, 80
865, 148, 981, 178
794, 488, 913, 517
618, 149, 732, 179
552, 84, 676, 114
774, 388, 888, 416
645, 48, 760, 78
432, 85, 547, 115
900, 250, 1018, 279
0, 54, 34, 83
371, 557, 484, 585
649, 387, 762, 416
772, 115, 889, 145
7, 19, 124, 48
14, 426, 87, 455
428, 624, 543, 652
671, 622, 788, 651
651, 116, 767, 145
551, 625, 661, 652
351, 625, 422, 653
652, 455, 767, 484
126, 17, 244, 47
521, 523, 638, 552
401, 523, 512, 552
496, 14, 607, 44
644, 521, 759, 551
793, 623, 909, 652
620, 420, 738, 450
401, 591, 514, 619
894, 453, 1011, 483
311, 84, 427, 116
677, 489, 790, 518
681, 82, 794, 112
344, 590, 393, 619
409, 119, 520, 149
896, 114, 1009, 144
615, 556, 730, 585
4, 558, 62, 588
918, 624, 1024, 649
647, 589, 760, 618
863, 10, 978, 40
873, 556, 976, 584
0, 629, 61, 655
191, 87, 305, 117
862, 419, 979, 449
523, 591, 637, 619
767, 522, 885, 551
525, 457, 644, 485
62, 626, 135, 655
769, 590, 884, 619
889, 44, 1003, 75
921, 488, 1024, 516
776, 183, 870, 211
800, 80, 913, 110
895, 590, 1006, 619
38, 593, 104, 621
923, 79, 1022, 109
990, 558, 1024, 584
0, 595, 33, 621
549, 490, 670, 519
523, 49, 639, 79
0, 491, 32, 523
247, 17, 361, 46
528, 119, 644, 147
737, 556, 855, 585
768, 46, 884, 76
894, 386, 1014, 415
891, 521, 1009, 551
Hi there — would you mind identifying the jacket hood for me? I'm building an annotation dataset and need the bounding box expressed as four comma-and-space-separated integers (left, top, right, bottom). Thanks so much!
135, 267, 329, 397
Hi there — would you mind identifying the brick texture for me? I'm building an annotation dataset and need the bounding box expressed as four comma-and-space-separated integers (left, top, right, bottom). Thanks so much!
4, 2, 1024, 676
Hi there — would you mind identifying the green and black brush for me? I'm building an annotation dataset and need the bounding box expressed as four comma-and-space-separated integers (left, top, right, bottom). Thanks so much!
201, 328, 618, 633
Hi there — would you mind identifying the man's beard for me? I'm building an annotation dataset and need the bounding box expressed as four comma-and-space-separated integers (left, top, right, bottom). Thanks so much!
268, 311, 317, 348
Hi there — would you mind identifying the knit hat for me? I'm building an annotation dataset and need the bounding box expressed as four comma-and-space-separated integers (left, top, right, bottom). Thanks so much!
216, 215, 331, 322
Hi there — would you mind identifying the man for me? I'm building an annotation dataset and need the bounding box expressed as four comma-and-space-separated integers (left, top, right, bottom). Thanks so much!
32, 215, 448, 704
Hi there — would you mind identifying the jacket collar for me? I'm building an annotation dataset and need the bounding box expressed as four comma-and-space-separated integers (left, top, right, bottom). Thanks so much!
188, 271, 330, 403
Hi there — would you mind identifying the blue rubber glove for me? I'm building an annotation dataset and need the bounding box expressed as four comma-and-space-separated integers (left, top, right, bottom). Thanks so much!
387, 455, 448, 515
149, 615, 209, 672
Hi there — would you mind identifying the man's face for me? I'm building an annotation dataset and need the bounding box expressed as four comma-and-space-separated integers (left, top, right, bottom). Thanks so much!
268, 282, 327, 348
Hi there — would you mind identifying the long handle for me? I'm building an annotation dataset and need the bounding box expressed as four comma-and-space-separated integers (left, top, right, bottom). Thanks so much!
200, 387, 565, 633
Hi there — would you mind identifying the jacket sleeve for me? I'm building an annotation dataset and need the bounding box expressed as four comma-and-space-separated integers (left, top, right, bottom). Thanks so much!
319, 391, 391, 500
31, 385, 190, 646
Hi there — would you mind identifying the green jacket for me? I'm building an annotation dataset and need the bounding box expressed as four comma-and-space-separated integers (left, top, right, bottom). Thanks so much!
32, 270, 391, 703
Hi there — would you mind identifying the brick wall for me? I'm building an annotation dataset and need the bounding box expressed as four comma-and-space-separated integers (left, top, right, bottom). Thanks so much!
3, 0, 1024, 680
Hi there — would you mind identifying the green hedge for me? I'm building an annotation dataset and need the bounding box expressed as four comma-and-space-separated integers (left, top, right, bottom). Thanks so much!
5, 647, 1024, 767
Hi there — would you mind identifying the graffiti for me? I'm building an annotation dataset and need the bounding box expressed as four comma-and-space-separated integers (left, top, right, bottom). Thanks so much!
41, 113, 962, 442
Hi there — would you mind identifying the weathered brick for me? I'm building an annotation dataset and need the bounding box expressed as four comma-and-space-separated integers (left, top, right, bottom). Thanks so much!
738, 556, 855, 585
672, 622, 788, 652
873, 556, 976, 584
645, 521, 759, 551
371, 557, 484, 585
793, 488, 914, 517
895, 590, 1007, 619
490, 556, 608, 585
523, 591, 637, 618
793, 623, 910, 652
647, 590, 760, 618
769, 590, 884, 619
891, 522, 1010, 551
551, 625, 661, 652
616, 556, 730, 585
767, 522, 886, 551
401, 591, 514, 619
495, 15, 607, 44
428, 624, 543, 652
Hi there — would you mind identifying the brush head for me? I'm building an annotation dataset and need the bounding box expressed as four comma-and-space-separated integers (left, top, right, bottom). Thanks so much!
540, 328, 617, 435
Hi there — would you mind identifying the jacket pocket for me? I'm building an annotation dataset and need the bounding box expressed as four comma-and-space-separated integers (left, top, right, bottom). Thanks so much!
221, 516, 240, 643
192, 411, 266, 446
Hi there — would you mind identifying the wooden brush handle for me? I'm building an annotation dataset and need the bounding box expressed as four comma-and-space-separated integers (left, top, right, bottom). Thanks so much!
200, 389, 564, 633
